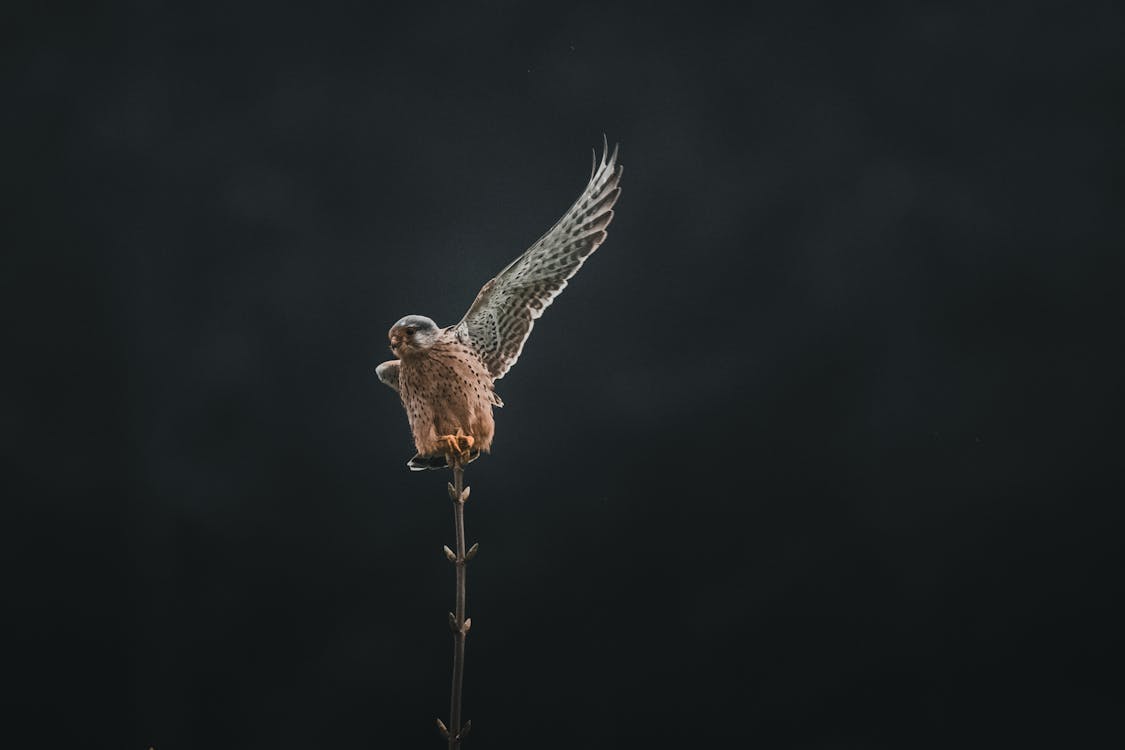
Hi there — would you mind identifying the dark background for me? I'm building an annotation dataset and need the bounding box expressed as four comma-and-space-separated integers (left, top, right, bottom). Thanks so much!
7, 1, 1124, 747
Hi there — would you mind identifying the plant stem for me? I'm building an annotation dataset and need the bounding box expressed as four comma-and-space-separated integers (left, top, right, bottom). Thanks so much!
445, 460, 471, 748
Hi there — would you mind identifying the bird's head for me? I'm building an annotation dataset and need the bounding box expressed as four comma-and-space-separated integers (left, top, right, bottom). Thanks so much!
388, 315, 440, 355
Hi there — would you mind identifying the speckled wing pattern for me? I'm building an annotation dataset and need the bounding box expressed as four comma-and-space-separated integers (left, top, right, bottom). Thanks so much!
453, 141, 622, 380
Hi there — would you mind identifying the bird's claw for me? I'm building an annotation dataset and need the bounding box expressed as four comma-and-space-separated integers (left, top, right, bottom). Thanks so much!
438, 430, 475, 462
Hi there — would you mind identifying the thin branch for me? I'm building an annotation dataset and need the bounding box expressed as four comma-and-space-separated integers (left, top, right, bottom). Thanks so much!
439, 456, 473, 748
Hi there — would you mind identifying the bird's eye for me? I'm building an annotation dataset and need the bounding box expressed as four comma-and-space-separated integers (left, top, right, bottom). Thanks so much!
406, 327, 416, 335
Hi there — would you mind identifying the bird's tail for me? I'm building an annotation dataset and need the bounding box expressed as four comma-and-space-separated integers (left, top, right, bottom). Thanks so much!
407, 450, 482, 472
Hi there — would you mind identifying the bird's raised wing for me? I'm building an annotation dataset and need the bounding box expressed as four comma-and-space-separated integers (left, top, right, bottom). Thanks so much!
453, 140, 622, 380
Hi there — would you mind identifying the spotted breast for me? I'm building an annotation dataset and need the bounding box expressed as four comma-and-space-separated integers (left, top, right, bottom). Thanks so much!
397, 335, 501, 462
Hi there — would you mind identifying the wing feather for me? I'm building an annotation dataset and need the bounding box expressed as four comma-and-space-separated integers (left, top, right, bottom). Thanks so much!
453, 141, 622, 379
375, 360, 400, 392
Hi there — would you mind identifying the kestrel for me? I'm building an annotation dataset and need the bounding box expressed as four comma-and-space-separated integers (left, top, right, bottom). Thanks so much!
376, 140, 622, 470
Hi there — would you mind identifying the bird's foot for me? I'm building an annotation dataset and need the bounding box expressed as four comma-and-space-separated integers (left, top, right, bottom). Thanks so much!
437, 430, 475, 462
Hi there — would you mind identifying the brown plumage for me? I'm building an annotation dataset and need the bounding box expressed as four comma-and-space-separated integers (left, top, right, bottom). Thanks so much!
375, 140, 622, 470
397, 334, 500, 457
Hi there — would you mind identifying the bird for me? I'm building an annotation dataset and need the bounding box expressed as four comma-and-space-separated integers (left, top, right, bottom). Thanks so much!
375, 140, 622, 471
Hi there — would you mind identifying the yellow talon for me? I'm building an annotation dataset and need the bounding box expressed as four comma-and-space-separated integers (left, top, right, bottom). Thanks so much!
437, 429, 474, 459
